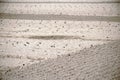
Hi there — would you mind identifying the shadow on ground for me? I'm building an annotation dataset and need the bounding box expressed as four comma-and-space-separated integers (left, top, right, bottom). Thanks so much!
1, 41, 120, 80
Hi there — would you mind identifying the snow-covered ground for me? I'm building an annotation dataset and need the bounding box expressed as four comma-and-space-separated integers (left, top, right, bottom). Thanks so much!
0, 1, 120, 80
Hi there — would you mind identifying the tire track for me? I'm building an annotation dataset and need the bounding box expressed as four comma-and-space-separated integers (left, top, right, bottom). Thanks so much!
0, 0, 120, 3
0, 35, 118, 41
0, 54, 44, 61
0, 13, 120, 22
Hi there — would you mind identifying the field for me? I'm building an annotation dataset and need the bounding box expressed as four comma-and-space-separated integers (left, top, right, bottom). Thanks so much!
0, 1, 120, 80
